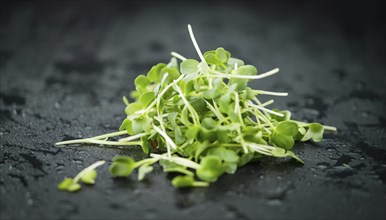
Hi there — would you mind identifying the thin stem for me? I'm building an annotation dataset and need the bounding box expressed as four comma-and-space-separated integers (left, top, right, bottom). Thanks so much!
293, 120, 337, 132
134, 158, 160, 168
187, 24, 207, 64
205, 100, 225, 121
150, 153, 201, 169
144, 75, 184, 113
153, 125, 177, 150
171, 52, 187, 61
90, 130, 128, 140
173, 84, 200, 125
322, 125, 338, 132
236, 127, 249, 153
73, 160, 105, 183
234, 92, 245, 128
255, 90, 288, 96
192, 181, 209, 187
248, 101, 284, 117
118, 132, 149, 142
209, 68, 279, 80
55, 130, 128, 146
87, 140, 141, 146
261, 99, 274, 107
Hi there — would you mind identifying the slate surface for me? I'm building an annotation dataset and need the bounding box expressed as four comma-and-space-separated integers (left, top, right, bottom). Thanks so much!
0, 1, 385, 220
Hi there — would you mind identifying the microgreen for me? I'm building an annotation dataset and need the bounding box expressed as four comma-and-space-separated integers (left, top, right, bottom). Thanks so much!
58, 160, 105, 192
55, 24, 337, 190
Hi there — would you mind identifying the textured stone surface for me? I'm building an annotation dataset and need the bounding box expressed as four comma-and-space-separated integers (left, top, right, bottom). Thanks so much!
0, 1, 385, 219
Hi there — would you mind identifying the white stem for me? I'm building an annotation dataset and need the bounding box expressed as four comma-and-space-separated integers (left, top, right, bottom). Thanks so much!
258, 114, 273, 129
144, 75, 184, 112
209, 68, 279, 79
118, 133, 149, 142
55, 130, 128, 146
87, 139, 141, 146
150, 153, 201, 169
205, 100, 225, 121
172, 84, 200, 125
73, 160, 105, 183
171, 52, 187, 61
256, 90, 288, 96
153, 125, 177, 150
248, 101, 284, 117
188, 24, 207, 64
261, 99, 274, 107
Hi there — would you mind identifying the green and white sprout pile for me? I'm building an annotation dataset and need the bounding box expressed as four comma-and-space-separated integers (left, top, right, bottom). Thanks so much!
55, 25, 337, 192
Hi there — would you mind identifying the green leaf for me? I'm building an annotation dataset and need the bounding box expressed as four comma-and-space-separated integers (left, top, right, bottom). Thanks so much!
132, 117, 152, 134
66, 182, 82, 192
189, 97, 208, 113
194, 142, 210, 161
180, 59, 199, 75
80, 169, 97, 185
139, 92, 155, 107
230, 65, 257, 91
198, 127, 217, 142
186, 125, 200, 139
167, 112, 178, 128
171, 175, 195, 188
204, 53, 218, 66
125, 103, 143, 116
141, 136, 150, 154
215, 47, 229, 63
58, 178, 81, 192
147, 63, 166, 82
270, 131, 295, 150
207, 147, 239, 163
180, 107, 192, 127
138, 164, 153, 181
119, 119, 134, 135
58, 178, 74, 190
294, 126, 306, 141
301, 123, 324, 142
227, 57, 244, 67
216, 128, 228, 143
275, 121, 298, 137
160, 66, 180, 82
238, 153, 254, 167
202, 117, 217, 129
235, 65, 257, 76
196, 156, 226, 182
109, 156, 136, 177
134, 75, 150, 89
224, 161, 238, 174
218, 94, 231, 113
203, 89, 221, 99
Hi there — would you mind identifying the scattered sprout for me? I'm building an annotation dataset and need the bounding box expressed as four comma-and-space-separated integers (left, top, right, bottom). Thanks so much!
55, 24, 337, 190
58, 160, 105, 192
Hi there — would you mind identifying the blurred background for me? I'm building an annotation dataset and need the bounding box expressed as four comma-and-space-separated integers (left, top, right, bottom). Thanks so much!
1, 1, 385, 220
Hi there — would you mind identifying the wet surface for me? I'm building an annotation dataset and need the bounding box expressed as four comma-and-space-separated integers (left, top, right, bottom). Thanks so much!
0, 1, 385, 220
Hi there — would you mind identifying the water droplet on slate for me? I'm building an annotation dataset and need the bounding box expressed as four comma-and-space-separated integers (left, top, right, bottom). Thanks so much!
267, 199, 282, 206
317, 165, 327, 169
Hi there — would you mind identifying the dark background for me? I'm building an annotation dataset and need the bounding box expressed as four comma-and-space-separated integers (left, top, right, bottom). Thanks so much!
0, 1, 385, 219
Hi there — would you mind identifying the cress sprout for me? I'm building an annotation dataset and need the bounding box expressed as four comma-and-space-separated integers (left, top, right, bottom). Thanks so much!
55, 24, 337, 191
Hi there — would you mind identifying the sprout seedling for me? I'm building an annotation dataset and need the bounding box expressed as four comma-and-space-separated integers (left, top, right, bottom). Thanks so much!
55, 24, 337, 191
58, 160, 105, 192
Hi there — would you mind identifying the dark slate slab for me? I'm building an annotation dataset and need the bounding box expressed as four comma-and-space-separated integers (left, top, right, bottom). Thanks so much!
0, 1, 385, 220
